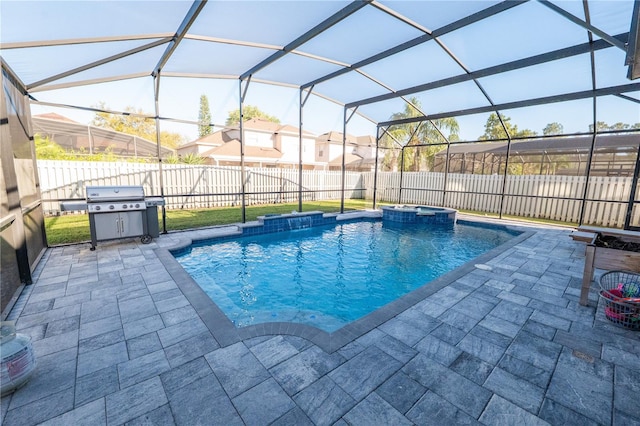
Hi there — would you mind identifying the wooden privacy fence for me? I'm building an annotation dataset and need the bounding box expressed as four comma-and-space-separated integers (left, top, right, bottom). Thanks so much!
363, 172, 636, 228
38, 161, 364, 214
38, 161, 635, 227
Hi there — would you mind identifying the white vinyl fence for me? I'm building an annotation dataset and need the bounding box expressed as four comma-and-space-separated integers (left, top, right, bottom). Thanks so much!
364, 172, 636, 228
38, 161, 636, 228
38, 161, 364, 214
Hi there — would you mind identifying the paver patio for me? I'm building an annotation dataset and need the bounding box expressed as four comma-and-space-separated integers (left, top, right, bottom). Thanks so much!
1, 216, 639, 425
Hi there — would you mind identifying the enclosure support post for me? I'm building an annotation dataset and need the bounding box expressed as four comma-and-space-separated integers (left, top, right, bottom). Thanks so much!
299, 86, 313, 212
442, 138, 452, 207
153, 73, 167, 234
341, 106, 358, 213
398, 147, 405, 204
239, 77, 252, 223
624, 144, 640, 229
579, 33, 599, 226
579, 130, 597, 226
497, 113, 512, 220
372, 126, 383, 210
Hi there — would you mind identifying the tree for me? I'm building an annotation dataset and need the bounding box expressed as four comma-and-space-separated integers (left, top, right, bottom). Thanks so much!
543, 122, 564, 136
382, 97, 459, 172
588, 121, 611, 132
34, 135, 69, 159
159, 132, 186, 149
588, 121, 640, 132
225, 105, 280, 125
198, 95, 212, 137
609, 122, 631, 131
164, 153, 205, 164
92, 103, 185, 149
34, 134, 123, 162
478, 113, 537, 140
92, 103, 155, 140
380, 128, 403, 172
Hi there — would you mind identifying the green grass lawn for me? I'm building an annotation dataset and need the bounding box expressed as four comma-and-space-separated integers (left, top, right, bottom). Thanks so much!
44, 200, 576, 246
45, 200, 372, 246
457, 209, 578, 228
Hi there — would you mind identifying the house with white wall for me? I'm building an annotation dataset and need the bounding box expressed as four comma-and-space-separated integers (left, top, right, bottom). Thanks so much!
178, 118, 324, 169
275, 124, 317, 167
316, 131, 378, 171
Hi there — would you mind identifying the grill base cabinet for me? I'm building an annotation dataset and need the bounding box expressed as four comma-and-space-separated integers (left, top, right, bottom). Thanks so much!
92, 211, 144, 240
89, 210, 149, 250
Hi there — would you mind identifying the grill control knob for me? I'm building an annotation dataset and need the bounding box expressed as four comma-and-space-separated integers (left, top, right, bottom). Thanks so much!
109, 205, 115, 210
95, 206, 101, 211
135, 203, 140, 208
122, 204, 128, 209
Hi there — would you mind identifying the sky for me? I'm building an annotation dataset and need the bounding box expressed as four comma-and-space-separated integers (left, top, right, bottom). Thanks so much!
4, 0, 639, 144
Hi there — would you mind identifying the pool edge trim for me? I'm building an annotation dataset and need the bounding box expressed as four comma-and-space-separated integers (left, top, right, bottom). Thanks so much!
156, 218, 535, 353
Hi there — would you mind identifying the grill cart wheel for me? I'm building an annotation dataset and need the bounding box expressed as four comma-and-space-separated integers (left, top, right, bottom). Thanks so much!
141, 234, 152, 244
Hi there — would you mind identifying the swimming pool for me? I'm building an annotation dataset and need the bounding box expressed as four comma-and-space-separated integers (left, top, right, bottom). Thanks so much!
173, 218, 518, 332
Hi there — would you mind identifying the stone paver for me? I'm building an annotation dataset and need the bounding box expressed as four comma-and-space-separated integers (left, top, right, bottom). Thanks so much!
105, 377, 167, 425
2, 218, 639, 425
167, 374, 241, 426
232, 378, 295, 424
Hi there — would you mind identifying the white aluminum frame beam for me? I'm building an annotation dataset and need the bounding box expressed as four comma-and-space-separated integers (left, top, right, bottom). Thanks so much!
538, 0, 626, 51
27, 38, 171, 90
152, 0, 207, 76
240, 0, 372, 80
347, 34, 627, 108
301, 1, 527, 89
0, 34, 174, 50
377, 82, 640, 127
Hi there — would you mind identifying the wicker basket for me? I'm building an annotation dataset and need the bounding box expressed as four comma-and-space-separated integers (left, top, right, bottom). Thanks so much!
598, 271, 640, 330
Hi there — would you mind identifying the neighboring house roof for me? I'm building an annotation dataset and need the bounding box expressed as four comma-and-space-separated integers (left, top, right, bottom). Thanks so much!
202, 140, 282, 160
317, 130, 355, 143
178, 131, 230, 149
356, 135, 376, 147
34, 112, 79, 123
329, 152, 363, 166
317, 131, 360, 145
276, 124, 315, 136
226, 118, 315, 137
227, 117, 282, 133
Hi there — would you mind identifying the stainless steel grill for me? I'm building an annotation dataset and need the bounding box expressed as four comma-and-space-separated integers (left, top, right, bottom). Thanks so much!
86, 185, 146, 212
61, 185, 164, 250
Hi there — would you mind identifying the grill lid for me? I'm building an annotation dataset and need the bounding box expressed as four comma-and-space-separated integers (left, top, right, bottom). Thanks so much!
86, 185, 145, 202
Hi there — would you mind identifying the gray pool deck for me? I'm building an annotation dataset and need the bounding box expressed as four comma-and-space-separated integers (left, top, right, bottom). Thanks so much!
2, 216, 639, 425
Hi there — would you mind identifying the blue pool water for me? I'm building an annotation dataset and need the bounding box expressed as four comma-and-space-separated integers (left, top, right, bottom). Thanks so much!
174, 220, 516, 332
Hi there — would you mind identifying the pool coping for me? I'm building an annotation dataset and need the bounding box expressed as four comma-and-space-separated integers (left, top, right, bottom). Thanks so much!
156, 216, 534, 353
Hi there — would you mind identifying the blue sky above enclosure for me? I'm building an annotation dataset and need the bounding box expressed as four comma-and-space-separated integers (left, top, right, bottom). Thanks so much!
2, 0, 639, 143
